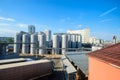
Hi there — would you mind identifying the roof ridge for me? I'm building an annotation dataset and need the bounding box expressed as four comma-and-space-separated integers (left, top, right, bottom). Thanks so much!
89, 42, 120, 54
88, 42, 120, 67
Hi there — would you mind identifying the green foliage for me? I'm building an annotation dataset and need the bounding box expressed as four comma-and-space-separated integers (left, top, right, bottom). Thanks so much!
0, 40, 3, 43
6, 38, 14, 43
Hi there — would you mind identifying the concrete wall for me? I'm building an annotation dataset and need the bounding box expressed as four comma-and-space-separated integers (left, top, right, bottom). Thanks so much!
88, 57, 120, 80
0, 60, 53, 80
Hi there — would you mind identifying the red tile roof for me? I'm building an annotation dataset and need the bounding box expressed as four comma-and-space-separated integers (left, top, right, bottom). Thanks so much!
88, 43, 120, 67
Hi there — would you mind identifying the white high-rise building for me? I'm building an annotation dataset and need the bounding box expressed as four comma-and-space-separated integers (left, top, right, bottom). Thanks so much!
68, 34, 72, 48
28, 25, 35, 34
89, 37, 101, 44
22, 34, 30, 54
67, 28, 90, 43
71, 34, 76, 48
14, 25, 53, 54
30, 34, 38, 54
38, 34, 45, 54
44, 30, 51, 48
14, 32, 22, 53
44, 30, 51, 41
52, 34, 59, 54
62, 34, 68, 54
14, 26, 93, 55
77, 34, 82, 48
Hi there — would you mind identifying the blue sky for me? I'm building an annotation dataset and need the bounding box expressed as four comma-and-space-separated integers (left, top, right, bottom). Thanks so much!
0, 0, 120, 40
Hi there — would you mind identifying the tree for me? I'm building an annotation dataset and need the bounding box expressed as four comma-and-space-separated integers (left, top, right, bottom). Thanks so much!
6, 38, 14, 43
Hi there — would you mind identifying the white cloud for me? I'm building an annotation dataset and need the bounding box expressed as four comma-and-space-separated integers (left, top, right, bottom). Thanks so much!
0, 28, 17, 33
60, 19, 66, 22
39, 24, 48, 29
0, 28, 18, 37
58, 28, 65, 32
0, 23, 11, 26
99, 19, 112, 23
91, 31, 115, 40
60, 17, 71, 22
0, 16, 15, 22
76, 24, 82, 28
17, 23, 28, 28
117, 28, 120, 32
39, 24, 48, 27
99, 7, 118, 17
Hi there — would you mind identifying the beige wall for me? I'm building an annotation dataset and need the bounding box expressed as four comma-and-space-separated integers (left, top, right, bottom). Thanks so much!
88, 57, 120, 80
67, 28, 90, 43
